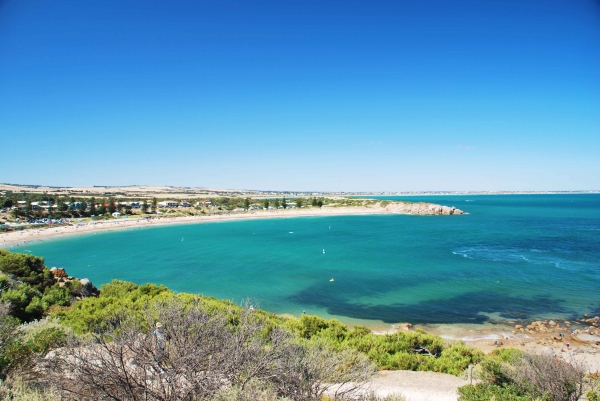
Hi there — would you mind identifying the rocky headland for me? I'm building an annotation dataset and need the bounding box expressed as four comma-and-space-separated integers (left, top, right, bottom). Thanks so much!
383, 202, 464, 215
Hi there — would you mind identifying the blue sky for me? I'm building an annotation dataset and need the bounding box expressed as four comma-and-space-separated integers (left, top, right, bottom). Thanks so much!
1, 0, 599, 191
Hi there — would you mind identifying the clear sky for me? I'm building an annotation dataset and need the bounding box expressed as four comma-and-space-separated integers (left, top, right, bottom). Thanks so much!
1, 1, 599, 192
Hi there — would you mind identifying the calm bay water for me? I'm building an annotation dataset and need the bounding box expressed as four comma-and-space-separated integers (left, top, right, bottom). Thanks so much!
15, 194, 600, 327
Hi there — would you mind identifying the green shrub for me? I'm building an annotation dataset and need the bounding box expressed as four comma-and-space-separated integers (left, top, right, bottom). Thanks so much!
1, 284, 43, 321
41, 285, 72, 308
99, 280, 138, 298
283, 314, 483, 375
458, 383, 534, 401
474, 348, 523, 385
0, 250, 54, 292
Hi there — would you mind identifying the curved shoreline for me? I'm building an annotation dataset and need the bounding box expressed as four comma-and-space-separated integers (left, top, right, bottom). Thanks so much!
0, 203, 461, 248
11, 203, 599, 367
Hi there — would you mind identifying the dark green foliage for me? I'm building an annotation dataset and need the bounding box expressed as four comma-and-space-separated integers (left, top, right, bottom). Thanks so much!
1, 284, 43, 320
476, 348, 524, 386
0, 250, 54, 291
107, 198, 116, 214
0, 306, 19, 377
53, 280, 173, 333
100, 280, 139, 298
57, 201, 68, 212
0, 251, 80, 321
42, 285, 72, 308
89, 197, 96, 215
285, 314, 484, 376
295, 315, 332, 338
458, 383, 534, 401
0, 275, 10, 292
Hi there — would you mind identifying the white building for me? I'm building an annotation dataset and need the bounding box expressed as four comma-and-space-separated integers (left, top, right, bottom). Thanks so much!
157, 200, 178, 208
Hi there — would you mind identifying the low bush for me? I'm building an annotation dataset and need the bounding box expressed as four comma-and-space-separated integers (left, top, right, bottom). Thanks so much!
42, 299, 377, 401
0, 376, 60, 401
285, 314, 484, 376
458, 383, 533, 401
462, 348, 588, 401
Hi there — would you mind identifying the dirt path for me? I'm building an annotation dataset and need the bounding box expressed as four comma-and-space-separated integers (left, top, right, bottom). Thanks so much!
363, 370, 468, 401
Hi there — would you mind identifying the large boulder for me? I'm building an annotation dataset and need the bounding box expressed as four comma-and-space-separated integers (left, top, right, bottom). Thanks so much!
79, 278, 100, 297
51, 268, 68, 278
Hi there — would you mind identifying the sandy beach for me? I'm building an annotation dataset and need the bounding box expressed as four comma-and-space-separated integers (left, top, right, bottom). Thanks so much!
0, 204, 436, 248
2, 205, 599, 378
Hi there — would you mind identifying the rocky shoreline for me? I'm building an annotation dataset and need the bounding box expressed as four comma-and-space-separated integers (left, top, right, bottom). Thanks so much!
383, 202, 464, 215
512, 315, 600, 346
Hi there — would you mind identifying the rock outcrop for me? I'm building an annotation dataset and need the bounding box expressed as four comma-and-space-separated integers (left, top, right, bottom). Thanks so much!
49, 266, 100, 297
383, 202, 465, 215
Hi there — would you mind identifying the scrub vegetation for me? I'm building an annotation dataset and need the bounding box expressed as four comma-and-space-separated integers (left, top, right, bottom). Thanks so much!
0, 249, 598, 400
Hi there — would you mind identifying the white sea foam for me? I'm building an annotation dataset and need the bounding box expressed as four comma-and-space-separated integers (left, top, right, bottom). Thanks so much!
452, 246, 590, 273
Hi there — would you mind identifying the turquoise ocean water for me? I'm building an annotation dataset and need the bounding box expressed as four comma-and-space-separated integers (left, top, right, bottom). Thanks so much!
10, 194, 600, 327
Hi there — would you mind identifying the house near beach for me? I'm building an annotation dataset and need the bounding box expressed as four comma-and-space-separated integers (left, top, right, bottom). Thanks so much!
157, 200, 178, 208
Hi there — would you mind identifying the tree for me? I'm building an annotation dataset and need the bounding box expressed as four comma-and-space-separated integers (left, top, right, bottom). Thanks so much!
274, 199, 281, 208
10, 207, 19, 219
57, 199, 68, 212
141, 200, 148, 214
78, 201, 87, 215
97, 199, 107, 215
243, 198, 250, 210
312, 197, 318, 207
296, 198, 303, 208
152, 198, 158, 213
68, 197, 76, 213
2, 199, 13, 209
263, 199, 270, 209
24, 200, 32, 216
107, 198, 116, 214
89, 197, 96, 215
282, 197, 287, 209
317, 199, 324, 208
